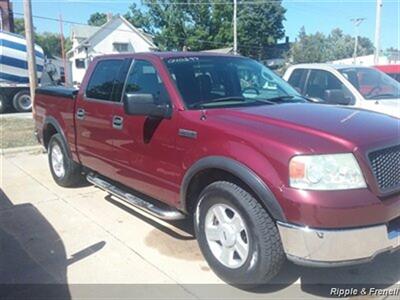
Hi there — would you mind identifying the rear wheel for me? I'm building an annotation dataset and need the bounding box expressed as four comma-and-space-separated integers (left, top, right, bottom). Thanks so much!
194, 181, 285, 285
48, 134, 83, 187
13, 90, 32, 112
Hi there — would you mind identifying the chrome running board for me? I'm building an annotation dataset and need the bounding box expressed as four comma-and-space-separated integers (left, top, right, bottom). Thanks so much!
87, 173, 186, 220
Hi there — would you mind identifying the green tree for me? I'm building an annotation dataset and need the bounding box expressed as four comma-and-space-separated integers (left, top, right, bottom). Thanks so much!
14, 18, 26, 35
35, 32, 72, 58
124, 0, 286, 59
326, 28, 354, 61
88, 12, 108, 26
289, 27, 328, 63
289, 27, 374, 64
357, 36, 374, 56
11, 19, 71, 58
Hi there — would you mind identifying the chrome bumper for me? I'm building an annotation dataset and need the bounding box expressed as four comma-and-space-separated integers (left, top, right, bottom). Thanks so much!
277, 221, 400, 267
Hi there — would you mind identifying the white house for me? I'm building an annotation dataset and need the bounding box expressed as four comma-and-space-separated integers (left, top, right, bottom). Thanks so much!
67, 15, 157, 85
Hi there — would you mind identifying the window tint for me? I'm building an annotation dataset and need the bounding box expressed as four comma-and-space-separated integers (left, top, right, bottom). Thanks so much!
288, 69, 307, 92
305, 70, 352, 103
124, 60, 170, 104
86, 59, 124, 101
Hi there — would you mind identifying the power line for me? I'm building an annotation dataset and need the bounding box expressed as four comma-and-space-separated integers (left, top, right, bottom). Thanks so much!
13, 11, 286, 51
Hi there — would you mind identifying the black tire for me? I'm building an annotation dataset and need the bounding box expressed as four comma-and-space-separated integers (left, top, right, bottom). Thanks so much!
194, 181, 285, 285
12, 90, 32, 112
0, 94, 8, 113
48, 134, 83, 187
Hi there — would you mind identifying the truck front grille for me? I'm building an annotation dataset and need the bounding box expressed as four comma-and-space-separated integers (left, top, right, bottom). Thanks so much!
368, 145, 400, 194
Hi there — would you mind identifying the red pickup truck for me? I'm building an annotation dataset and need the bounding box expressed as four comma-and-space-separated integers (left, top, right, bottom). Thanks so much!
34, 52, 400, 285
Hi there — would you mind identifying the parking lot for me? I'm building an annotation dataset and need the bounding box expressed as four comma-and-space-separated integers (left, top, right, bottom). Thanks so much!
1, 151, 399, 299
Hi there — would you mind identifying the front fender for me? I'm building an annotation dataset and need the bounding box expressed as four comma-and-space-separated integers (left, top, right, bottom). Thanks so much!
180, 156, 287, 222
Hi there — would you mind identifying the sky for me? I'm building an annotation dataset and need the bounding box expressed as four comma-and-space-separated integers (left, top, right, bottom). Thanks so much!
11, 0, 399, 50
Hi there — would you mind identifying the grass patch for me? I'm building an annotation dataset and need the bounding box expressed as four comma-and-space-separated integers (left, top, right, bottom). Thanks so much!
0, 117, 37, 149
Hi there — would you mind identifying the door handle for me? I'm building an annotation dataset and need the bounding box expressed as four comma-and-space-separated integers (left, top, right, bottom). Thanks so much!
112, 116, 123, 130
76, 108, 85, 120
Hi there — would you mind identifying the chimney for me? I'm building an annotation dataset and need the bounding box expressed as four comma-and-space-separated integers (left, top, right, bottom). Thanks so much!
106, 12, 113, 22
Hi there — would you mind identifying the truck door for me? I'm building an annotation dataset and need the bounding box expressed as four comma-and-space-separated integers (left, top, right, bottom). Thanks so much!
111, 58, 181, 207
75, 58, 128, 175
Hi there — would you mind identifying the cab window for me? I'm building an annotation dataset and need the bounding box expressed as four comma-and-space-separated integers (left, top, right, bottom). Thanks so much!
305, 70, 353, 104
288, 69, 307, 92
124, 60, 170, 105
86, 59, 124, 101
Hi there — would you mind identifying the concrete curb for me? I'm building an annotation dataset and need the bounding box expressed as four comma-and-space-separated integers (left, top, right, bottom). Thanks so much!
0, 145, 44, 156
0, 112, 33, 119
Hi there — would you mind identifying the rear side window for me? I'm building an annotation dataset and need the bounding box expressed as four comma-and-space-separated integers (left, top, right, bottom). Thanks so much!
86, 59, 124, 101
288, 69, 307, 92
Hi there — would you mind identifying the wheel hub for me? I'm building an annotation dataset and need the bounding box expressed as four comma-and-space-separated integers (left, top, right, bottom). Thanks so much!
219, 224, 236, 247
204, 203, 249, 269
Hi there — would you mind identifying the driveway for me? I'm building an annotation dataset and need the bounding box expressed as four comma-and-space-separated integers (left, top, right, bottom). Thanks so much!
0, 151, 399, 299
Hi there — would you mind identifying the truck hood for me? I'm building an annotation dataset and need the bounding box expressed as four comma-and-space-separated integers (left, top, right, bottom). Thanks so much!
212, 103, 399, 149
358, 99, 400, 119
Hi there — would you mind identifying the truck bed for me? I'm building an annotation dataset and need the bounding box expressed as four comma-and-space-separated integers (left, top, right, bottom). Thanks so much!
34, 85, 79, 160
36, 86, 78, 99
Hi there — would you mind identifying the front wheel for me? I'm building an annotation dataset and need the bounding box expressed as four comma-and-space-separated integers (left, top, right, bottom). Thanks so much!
13, 90, 32, 112
194, 181, 286, 285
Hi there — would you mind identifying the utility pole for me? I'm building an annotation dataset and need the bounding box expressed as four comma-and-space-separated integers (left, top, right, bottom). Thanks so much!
59, 14, 68, 84
350, 18, 365, 64
23, 0, 37, 105
233, 0, 237, 55
374, 0, 383, 64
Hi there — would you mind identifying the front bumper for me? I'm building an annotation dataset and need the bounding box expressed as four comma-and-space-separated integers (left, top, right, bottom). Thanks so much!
277, 219, 400, 267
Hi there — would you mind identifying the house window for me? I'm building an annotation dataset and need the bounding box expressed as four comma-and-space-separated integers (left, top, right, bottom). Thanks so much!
75, 59, 86, 69
113, 43, 129, 53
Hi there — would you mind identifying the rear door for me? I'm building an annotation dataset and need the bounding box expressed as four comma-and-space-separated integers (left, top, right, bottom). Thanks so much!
75, 58, 128, 175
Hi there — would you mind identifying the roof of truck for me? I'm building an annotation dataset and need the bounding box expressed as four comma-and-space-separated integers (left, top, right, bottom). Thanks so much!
288, 63, 373, 70
291, 63, 369, 70
94, 51, 240, 61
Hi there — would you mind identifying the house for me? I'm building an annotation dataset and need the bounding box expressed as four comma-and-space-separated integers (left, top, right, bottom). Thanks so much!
67, 15, 157, 85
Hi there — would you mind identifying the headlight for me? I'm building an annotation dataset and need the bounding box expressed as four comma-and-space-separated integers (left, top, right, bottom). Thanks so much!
289, 153, 366, 190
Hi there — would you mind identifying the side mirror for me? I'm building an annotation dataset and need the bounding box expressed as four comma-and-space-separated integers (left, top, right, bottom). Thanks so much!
123, 93, 172, 118
324, 89, 352, 105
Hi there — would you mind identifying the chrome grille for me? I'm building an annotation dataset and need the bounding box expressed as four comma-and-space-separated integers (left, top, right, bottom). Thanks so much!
368, 145, 400, 194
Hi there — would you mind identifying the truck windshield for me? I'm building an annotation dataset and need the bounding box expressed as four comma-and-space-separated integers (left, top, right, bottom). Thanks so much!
339, 67, 400, 100
164, 56, 302, 109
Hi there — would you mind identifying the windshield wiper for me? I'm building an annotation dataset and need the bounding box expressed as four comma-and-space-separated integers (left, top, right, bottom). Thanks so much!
264, 95, 295, 103
190, 96, 280, 109
190, 96, 247, 108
